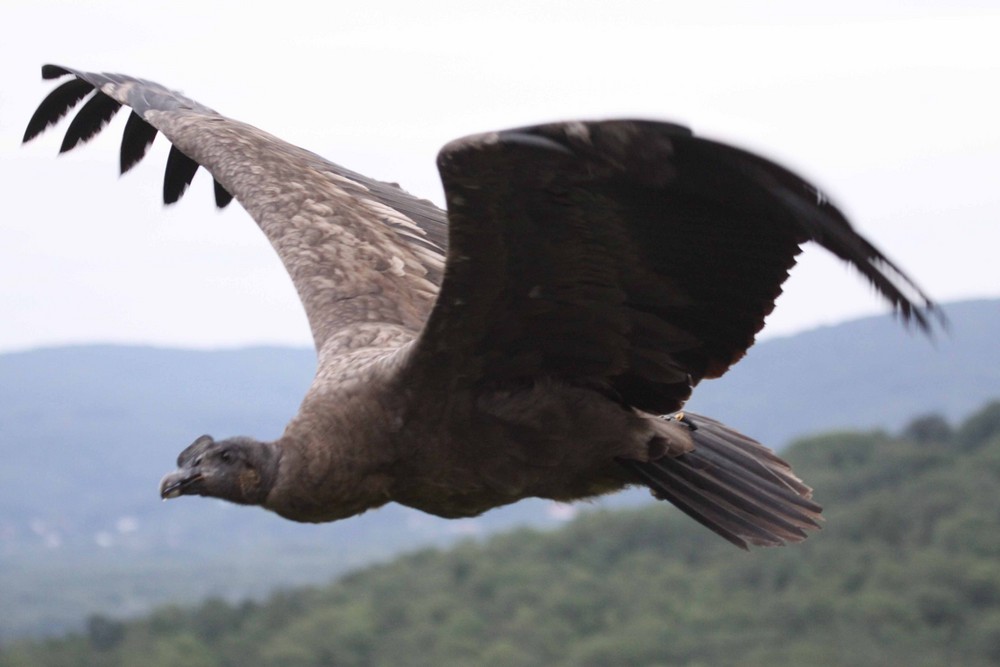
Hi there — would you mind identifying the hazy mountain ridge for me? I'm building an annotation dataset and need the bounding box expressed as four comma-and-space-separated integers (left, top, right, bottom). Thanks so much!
1, 297, 997, 640
686, 297, 999, 444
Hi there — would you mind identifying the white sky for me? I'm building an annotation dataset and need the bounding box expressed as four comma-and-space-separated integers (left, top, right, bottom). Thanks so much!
2, 0, 998, 352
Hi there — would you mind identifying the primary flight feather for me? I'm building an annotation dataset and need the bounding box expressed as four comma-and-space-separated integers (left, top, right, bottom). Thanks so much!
24, 64, 941, 549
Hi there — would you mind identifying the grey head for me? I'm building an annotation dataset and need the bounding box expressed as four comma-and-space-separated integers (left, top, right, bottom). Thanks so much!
159, 435, 279, 506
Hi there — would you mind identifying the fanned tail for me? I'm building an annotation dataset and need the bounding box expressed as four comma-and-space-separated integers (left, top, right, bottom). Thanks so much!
619, 412, 822, 550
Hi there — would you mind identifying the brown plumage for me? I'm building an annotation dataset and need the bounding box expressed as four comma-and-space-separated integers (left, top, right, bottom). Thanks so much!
24, 64, 943, 549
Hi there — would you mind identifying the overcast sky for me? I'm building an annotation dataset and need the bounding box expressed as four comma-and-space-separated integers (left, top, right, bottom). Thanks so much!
2, 1, 998, 353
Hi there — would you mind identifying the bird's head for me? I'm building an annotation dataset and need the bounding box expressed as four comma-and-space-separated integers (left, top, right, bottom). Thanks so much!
159, 435, 279, 506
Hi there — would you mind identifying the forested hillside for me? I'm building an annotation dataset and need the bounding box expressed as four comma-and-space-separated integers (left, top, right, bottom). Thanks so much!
4, 401, 999, 667
1, 299, 997, 641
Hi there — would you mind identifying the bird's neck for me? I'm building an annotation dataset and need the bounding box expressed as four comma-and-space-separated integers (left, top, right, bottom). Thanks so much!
262, 401, 399, 523
261, 345, 412, 522
244, 439, 282, 505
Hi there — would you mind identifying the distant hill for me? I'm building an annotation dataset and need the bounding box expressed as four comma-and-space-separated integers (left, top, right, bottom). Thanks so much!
5, 401, 1000, 666
687, 297, 1000, 444
0, 297, 997, 640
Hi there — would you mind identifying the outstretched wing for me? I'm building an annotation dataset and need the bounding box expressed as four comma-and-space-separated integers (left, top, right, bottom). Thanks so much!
404, 120, 941, 414
23, 65, 448, 357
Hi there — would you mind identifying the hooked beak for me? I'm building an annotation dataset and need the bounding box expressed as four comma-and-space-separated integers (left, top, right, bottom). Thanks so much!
159, 468, 204, 500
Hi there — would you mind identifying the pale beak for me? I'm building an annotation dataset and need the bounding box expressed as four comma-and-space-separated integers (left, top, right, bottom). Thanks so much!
159, 468, 203, 499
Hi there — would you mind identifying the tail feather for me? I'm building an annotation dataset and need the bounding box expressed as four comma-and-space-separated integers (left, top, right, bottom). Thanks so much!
623, 459, 779, 548
683, 413, 815, 499
651, 456, 813, 540
620, 412, 822, 550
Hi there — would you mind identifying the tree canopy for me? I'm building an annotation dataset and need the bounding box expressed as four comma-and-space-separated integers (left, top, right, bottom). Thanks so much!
3, 401, 1000, 667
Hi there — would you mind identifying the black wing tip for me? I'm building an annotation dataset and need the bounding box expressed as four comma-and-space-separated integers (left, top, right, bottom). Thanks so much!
27, 64, 223, 210
42, 64, 72, 80
22, 77, 97, 145
120, 110, 158, 174
163, 145, 200, 205
22, 124, 41, 145
689, 135, 946, 339
900, 299, 949, 337
58, 91, 122, 154
929, 303, 950, 331
859, 252, 947, 337
213, 179, 234, 208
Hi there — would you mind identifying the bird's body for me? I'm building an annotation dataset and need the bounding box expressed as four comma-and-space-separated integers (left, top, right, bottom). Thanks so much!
25, 64, 941, 549
245, 335, 668, 522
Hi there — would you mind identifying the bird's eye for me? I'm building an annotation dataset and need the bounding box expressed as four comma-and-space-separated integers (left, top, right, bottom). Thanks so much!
220, 450, 233, 463
193, 456, 203, 466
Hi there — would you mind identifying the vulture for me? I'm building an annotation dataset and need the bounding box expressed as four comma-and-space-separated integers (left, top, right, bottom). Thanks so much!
24, 64, 941, 550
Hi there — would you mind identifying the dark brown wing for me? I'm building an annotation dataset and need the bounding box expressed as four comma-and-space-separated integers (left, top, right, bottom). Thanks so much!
404, 120, 940, 413
23, 64, 448, 357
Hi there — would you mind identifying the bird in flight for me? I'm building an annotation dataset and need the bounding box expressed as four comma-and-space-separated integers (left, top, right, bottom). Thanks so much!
24, 64, 941, 549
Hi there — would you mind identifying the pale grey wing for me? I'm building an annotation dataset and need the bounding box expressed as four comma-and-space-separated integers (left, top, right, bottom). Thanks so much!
23, 64, 448, 357
404, 120, 941, 414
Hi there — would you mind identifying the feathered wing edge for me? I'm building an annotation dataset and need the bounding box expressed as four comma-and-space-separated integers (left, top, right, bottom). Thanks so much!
22, 64, 449, 242
619, 412, 822, 549
487, 121, 946, 340
23, 64, 235, 209
22, 64, 452, 352
694, 137, 945, 335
